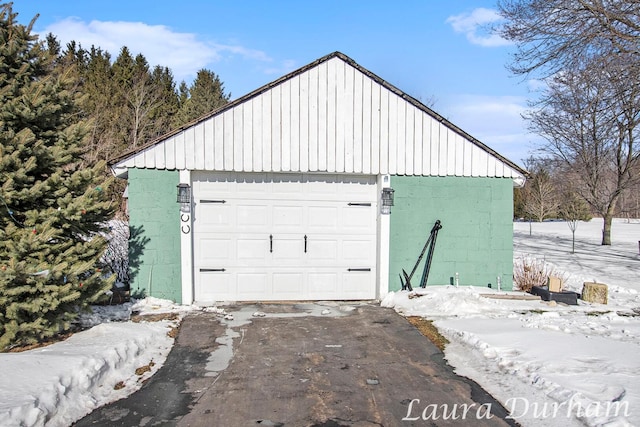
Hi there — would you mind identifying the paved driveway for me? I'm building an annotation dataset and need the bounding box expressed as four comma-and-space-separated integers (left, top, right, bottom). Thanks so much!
74, 303, 518, 427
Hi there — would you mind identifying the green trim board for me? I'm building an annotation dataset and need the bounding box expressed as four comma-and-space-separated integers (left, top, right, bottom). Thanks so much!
389, 176, 514, 292
127, 168, 182, 303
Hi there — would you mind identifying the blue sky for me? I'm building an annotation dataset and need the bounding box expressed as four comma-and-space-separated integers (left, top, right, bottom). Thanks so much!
12, 1, 541, 166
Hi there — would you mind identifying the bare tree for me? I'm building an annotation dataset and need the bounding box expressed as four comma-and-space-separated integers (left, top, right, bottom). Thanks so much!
527, 59, 640, 244
498, 1, 640, 245
522, 169, 559, 223
558, 190, 592, 253
497, 0, 640, 79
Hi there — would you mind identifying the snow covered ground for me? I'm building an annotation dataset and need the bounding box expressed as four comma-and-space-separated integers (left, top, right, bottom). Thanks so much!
0, 298, 191, 427
383, 218, 640, 426
1, 218, 639, 426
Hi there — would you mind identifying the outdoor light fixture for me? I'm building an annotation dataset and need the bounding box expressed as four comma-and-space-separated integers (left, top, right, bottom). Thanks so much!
381, 187, 395, 215
176, 183, 191, 212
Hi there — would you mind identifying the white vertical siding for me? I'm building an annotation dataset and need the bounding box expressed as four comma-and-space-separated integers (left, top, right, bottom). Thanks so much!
370, 81, 380, 174
335, 59, 345, 173
412, 106, 422, 176
261, 90, 271, 172
361, 76, 372, 174
115, 56, 525, 181
299, 71, 309, 173
204, 120, 214, 170
175, 133, 186, 170
308, 66, 319, 171
251, 97, 262, 172
317, 61, 328, 172
353, 69, 363, 174
280, 80, 291, 171
379, 86, 389, 175
184, 127, 195, 170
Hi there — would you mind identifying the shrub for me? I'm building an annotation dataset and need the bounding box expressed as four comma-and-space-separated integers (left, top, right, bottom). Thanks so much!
513, 256, 565, 293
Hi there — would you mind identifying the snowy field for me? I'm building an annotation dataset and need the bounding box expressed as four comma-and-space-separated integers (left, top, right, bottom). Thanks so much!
1, 219, 639, 426
383, 218, 640, 426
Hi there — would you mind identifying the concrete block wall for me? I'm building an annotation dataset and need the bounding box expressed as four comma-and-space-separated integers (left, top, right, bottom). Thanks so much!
389, 176, 514, 291
127, 168, 182, 302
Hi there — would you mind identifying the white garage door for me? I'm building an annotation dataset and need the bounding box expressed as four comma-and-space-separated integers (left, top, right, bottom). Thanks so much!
192, 172, 378, 302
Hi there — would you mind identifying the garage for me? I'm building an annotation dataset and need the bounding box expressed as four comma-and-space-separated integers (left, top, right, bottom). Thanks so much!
192, 172, 377, 302
112, 51, 526, 304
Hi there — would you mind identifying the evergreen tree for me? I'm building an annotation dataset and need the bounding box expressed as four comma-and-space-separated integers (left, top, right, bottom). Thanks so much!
149, 65, 179, 138
0, 5, 115, 350
172, 69, 230, 127
79, 46, 117, 163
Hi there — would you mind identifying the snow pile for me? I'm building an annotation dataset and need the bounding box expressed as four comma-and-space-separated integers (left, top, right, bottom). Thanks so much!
383, 219, 640, 427
0, 298, 187, 427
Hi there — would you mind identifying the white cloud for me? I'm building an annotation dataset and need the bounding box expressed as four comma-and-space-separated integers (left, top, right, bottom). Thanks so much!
446, 8, 511, 47
39, 18, 273, 82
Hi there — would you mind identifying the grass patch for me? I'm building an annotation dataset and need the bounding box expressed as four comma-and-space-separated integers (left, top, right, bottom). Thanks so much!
406, 316, 449, 352
131, 312, 180, 323
586, 311, 612, 316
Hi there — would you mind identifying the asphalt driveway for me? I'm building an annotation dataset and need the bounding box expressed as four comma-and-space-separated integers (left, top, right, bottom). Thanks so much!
74, 302, 519, 427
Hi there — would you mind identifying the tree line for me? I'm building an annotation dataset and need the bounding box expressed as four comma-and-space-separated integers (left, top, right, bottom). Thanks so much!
43, 33, 231, 214
46, 37, 230, 164
499, 0, 640, 245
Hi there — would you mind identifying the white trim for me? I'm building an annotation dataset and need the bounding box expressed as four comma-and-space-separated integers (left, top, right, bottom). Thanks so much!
179, 169, 194, 305
377, 174, 391, 300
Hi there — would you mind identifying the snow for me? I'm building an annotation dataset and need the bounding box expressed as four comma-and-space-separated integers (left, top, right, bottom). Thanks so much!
2, 219, 640, 426
0, 298, 192, 427
383, 218, 640, 426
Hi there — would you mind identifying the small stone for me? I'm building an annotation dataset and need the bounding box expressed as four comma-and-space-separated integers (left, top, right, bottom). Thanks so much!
252, 311, 267, 317
366, 378, 380, 385
321, 309, 331, 315
223, 314, 234, 320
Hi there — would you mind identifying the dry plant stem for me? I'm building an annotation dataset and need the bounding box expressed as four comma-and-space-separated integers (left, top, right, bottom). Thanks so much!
513, 256, 565, 293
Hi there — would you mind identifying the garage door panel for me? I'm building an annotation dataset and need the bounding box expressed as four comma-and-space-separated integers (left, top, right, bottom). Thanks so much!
195, 203, 234, 231
308, 272, 338, 296
272, 272, 304, 297
270, 174, 305, 196
342, 239, 374, 262
198, 237, 233, 264
305, 175, 338, 195
194, 172, 377, 302
236, 273, 269, 296
236, 238, 270, 263
237, 204, 269, 227
342, 206, 376, 229
306, 239, 338, 261
272, 205, 304, 229
342, 271, 375, 298
197, 271, 235, 302
308, 206, 338, 229
272, 238, 305, 263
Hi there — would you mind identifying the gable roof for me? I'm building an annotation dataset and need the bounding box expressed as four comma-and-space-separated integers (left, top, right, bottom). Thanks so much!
111, 51, 527, 184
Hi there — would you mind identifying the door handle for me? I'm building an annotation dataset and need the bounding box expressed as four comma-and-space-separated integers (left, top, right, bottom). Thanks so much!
270, 234, 273, 253
304, 235, 307, 253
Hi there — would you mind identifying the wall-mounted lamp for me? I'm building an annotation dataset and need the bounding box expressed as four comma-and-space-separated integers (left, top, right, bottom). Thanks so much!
381, 187, 395, 215
177, 183, 191, 212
